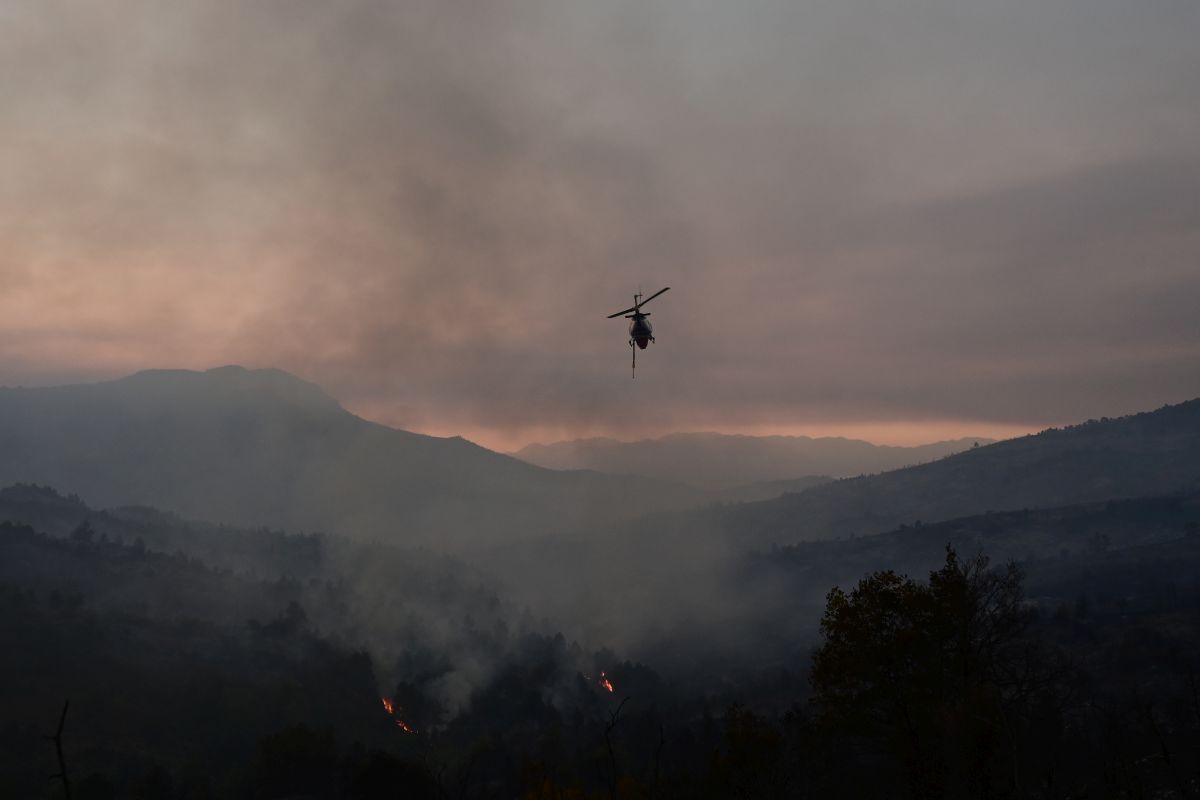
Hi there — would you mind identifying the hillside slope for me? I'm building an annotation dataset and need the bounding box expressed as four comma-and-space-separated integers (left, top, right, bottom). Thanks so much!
720, 400, 1200, 546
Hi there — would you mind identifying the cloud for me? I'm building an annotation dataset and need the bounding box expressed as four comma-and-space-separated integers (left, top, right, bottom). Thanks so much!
0, 0, 1197, 444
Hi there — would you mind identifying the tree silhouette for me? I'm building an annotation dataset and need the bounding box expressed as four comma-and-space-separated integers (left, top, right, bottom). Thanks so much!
811, 546, 1031, 798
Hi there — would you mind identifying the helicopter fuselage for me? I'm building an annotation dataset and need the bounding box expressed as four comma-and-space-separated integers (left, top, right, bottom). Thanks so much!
628, 314, 653, 349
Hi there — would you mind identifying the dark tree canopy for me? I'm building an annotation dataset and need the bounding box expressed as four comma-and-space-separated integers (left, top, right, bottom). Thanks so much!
811, 547, 1033, 798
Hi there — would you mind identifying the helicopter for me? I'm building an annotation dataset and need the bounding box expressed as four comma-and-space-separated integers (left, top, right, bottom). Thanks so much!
607, 287, 670, 378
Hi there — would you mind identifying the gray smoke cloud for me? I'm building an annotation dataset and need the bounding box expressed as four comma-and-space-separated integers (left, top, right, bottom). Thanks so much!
1, 0, 1198, 446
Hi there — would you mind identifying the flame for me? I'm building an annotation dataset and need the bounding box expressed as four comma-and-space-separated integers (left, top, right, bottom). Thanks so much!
381, 696, 417, 733
600, 671, 614, 693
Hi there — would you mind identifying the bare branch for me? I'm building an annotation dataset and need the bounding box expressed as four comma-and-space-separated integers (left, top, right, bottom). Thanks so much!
604, 697, 631, 800
45, 700, 71, 800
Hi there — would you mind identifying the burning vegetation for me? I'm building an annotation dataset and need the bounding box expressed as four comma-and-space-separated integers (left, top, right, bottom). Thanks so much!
379, 696, 417, 734
584, 671, 616, 693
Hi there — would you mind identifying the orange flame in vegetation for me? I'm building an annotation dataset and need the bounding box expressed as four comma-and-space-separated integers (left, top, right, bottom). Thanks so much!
600, 672, 614, 693
380, 696, 417, 733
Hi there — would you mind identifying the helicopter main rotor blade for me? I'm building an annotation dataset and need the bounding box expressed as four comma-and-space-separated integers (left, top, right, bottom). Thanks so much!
639, 286, 670, 305
606, 287, 669, 318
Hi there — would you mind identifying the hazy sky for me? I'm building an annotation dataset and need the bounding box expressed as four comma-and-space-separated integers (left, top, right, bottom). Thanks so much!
2, 0, 1198, 450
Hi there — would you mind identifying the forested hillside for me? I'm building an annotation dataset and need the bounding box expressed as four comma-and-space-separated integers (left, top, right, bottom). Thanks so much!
4, 481, 1200, 797
4, 385, 1200, 798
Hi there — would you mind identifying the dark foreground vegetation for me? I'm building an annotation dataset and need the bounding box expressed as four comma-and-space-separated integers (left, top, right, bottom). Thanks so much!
3, 484, 1200, 798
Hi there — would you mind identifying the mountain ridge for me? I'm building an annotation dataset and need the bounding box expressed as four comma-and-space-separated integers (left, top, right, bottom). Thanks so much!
512, 431, 994, 489
0, 366, 704, 548
717, 398, 1200, 547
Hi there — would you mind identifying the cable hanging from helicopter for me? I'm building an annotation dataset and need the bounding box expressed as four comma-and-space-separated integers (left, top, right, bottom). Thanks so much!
607, 287, 669, 378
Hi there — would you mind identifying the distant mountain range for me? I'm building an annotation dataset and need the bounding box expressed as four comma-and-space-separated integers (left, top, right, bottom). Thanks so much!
511, 432, 993, 489
5, 366, 1199, 561
0, 367, 704, 548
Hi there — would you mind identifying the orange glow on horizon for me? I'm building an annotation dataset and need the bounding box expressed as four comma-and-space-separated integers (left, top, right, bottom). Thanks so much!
351, 410, 1041, 455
